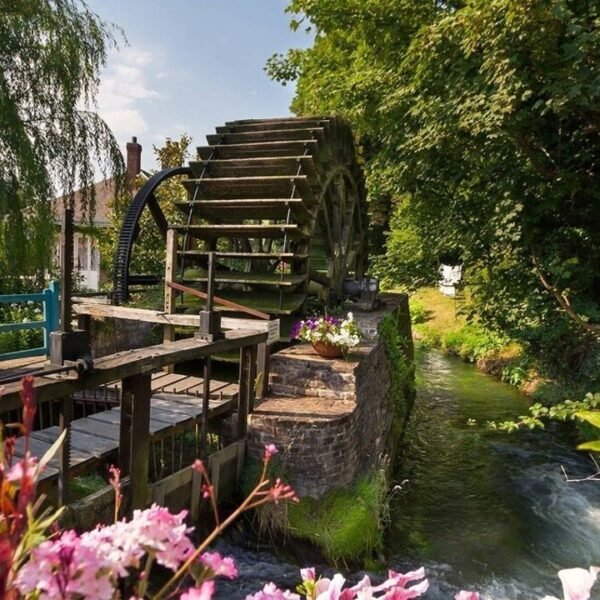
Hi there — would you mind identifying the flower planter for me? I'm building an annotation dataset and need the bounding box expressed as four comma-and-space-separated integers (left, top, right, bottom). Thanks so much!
312, 341, 343, 359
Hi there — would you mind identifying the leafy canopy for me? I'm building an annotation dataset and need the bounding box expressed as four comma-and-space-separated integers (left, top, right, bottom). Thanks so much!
269, 0, 600, 378
0, 0, 124, 289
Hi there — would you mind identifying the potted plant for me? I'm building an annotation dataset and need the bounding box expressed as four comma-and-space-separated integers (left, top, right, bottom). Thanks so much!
290, 312, 362, 358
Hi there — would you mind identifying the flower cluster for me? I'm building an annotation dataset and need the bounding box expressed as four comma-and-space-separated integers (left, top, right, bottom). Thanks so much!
291, 313, 362, 349
15, 515, 238, 600
1, 379, 300, 599
244, 565, 600, 600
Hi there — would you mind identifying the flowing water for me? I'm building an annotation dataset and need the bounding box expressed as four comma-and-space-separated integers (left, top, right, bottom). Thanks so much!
215, 346, 600, 599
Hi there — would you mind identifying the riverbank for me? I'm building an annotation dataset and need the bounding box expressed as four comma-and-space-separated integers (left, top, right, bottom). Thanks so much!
407, 287, 580, 404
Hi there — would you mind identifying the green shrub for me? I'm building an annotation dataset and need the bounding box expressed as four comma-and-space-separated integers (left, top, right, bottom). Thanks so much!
441, 324, 507, 362
0, 302, 44, 354
409, 300, 431, 325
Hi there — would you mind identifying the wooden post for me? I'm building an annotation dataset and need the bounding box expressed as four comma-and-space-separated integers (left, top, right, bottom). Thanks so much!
200, 357, 211, 458
120, 373, 152, 510
60, 209, 74, 333
237, 346, 253, 438
256, 342, 269, 401
58, 395, 72, 506
164, 229, 177, 344
77, 313, 91, 333
249, 345, 257, 414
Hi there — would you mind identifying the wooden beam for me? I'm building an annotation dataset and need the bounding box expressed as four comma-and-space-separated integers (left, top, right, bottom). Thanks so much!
72, 303, 278, 339
58, 395, 72, 506
163, 230, 178, 376
0, 329, 268, 409
256, 342, 269, 400
166, 280, 270, 320
248, 345, 257, 414
237, 346, 253, 439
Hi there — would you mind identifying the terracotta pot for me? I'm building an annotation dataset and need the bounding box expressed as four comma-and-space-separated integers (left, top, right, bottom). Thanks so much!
312, 341, 343, 359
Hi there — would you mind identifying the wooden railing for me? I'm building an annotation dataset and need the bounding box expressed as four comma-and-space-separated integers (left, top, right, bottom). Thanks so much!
0, 329, 267, 510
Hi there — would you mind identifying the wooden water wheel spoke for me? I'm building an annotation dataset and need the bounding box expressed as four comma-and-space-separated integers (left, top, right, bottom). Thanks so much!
113, 117, 367, 318
146, 193, 169, 240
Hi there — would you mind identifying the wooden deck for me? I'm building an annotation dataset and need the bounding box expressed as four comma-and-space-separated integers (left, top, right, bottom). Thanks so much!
0, 329, 265, 508
15, 373, 238, 481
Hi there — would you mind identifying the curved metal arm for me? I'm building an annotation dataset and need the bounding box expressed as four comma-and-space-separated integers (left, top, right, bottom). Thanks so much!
113, 166, 192, 304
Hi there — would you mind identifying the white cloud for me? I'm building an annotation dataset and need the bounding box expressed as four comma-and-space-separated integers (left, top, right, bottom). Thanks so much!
96, 48, 162, 141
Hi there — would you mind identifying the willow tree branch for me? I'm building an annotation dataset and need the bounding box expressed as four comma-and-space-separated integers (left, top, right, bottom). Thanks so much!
531, 255, 600, 335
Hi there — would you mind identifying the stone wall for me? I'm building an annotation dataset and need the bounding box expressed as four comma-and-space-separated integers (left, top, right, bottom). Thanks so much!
248, 296, 411, 498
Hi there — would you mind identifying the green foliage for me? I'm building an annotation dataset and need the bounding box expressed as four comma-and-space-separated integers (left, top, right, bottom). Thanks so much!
0, 0, 124, 285
487, 392, 600, 435
442, 325, 508, 363
377, 312, 415, 423
98, 135, 191, 285
0, 302, 44, 354
501, 363, 530, 388
287, 473, 387, 566
271, 0, 600, 383
408, 300, 430, 326
70, 473, 107, 501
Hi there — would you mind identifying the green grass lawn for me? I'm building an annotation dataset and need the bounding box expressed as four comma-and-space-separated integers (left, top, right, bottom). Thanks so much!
404, 287, 521, 366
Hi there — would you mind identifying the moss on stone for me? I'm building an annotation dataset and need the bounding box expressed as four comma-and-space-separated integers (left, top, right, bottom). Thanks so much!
377, 311, 415, 426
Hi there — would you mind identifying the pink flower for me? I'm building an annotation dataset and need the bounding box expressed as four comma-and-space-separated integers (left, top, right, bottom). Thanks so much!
6, 455, 38, 483
264, 444, 278, 460
193, 459, 206, 476
301, 567, 316, 582
455, 592, 480, 600
180, 580, 215, 600
15, 530, 115, 599
245, 582, 300, 599
558, 567, 600, 600
383, 582, 429, 600
315, 573, 346, 598
82, 504, 194, 575
268, 478, 299, 504
200, 551, 238, 579
202, 483, 214, 499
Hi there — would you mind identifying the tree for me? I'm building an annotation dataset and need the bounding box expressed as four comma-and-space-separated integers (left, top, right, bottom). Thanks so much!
268, 0, 600, 378
99, 135, 191, 292
0, 0, 124, 289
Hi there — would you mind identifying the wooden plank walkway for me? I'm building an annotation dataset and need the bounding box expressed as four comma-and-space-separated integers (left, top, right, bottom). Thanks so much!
106, 372, 239, 400
13, 391, 236, 482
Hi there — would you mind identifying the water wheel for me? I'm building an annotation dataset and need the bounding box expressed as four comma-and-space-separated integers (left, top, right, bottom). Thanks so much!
113, 116, 368, 319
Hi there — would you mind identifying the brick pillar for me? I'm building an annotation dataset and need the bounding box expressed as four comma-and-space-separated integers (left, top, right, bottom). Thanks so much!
126, 136, 142, 181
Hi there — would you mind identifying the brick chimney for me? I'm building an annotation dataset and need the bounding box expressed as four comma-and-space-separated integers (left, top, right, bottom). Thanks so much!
126, 136, 142, 181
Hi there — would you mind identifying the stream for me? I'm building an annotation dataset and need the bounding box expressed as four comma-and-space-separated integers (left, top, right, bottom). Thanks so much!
214, 346, 600, 599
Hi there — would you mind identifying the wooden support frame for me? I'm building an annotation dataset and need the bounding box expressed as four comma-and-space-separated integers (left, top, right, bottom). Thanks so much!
237, 345, 254, 438
256, 342, 270, 400
164, 229, 178, 349
1, 329, 268, 512
58, 395, 72, 506
120, 373, 152, 510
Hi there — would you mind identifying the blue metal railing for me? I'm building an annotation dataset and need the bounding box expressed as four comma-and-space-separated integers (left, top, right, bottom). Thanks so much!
0, 281, 60, 361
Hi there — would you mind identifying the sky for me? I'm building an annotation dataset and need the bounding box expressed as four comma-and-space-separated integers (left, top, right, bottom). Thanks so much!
88, 0, 311, 170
